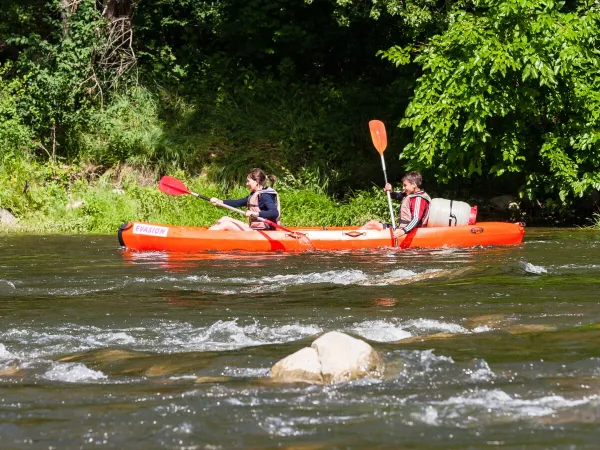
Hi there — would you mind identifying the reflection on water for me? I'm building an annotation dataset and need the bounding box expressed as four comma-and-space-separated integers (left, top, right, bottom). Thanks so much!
0, 229, 599, 447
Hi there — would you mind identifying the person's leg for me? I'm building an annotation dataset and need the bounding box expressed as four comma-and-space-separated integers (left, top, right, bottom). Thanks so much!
208, 216, 252, 231
360, 220, 385, 230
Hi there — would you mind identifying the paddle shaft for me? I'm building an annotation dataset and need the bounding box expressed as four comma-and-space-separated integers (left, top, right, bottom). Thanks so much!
380, 154, 397, 230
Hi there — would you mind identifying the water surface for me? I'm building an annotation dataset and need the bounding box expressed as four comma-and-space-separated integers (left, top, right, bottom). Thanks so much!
1, 229, 599, 448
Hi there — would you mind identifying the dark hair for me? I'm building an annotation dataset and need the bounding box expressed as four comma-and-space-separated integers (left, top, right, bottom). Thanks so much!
248, 168, 276, 188
402, 171, 422, 187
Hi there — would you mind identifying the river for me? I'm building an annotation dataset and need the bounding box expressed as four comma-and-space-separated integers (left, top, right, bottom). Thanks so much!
0, 229, 599, 448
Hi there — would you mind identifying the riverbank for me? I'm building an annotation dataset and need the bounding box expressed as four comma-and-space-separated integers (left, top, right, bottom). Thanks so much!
0, 160, 393, 234
0, 159, 597, 233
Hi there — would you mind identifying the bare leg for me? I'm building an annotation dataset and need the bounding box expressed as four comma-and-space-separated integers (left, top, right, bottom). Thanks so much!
360, 220, 385, 231
208, 216, 252, 231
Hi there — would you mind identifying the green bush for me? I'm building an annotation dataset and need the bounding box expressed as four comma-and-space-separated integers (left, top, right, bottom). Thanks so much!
0, 159, 395, 233
387, 0, 600, 204
0, 66, 35, 159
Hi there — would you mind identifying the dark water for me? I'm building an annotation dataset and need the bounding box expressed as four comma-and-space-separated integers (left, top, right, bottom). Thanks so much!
0, 229, 599, 449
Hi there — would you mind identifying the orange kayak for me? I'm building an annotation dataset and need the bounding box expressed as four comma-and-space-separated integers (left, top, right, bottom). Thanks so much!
118, 221, 525, 252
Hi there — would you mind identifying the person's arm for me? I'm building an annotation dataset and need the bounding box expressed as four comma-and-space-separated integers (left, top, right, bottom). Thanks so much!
257, 194, 279, 221
222, 196, 249, 208
390, 191, 406, 201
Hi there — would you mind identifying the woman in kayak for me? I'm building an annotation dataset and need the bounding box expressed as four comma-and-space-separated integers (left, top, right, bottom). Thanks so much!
361, 171, 431, 238
208, 168, 281, 231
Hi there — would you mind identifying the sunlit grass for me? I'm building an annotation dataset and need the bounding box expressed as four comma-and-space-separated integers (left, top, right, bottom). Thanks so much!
0, 159, 391, 234
590, 212, 600, 230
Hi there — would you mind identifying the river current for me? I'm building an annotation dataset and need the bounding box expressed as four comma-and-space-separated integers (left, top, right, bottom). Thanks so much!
0, 229, 599, 448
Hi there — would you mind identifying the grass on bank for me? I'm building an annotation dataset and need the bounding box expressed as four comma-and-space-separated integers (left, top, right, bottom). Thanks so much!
0, 160, 391, 234
591, 212, 600, 230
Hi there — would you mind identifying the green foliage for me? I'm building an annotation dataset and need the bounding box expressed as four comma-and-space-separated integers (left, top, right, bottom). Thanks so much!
0, 158, 75, 227
330, 0, 473, 37
76, 87, 165, 169
0, 160, 393, 233
11, 0, 108, 158
592, 212, 600, 230
3, 0, 600, 228
281, 185, 391, 226
277, 166, 335, 196
0, 65, 35, 159
391, 0, 600, 203
73, 77, 392, 193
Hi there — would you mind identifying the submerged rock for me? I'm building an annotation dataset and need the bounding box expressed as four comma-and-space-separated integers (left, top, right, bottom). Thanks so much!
270, 331, 383, 384
359, 267, 473, 286
57, 348, 218, 377
465, 314, 511, 329
0, 366, 23, 377
195, 376, 231, 384
536, 399, 600, 425
57, 348, 147, 364
505, 324, 556, 334
397, 332, 458, 344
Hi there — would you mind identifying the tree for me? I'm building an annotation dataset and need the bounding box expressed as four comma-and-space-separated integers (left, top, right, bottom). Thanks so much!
382, 0, 600, 203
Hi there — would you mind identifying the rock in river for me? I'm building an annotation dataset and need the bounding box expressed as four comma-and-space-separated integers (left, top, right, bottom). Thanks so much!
270, 331, 383, 384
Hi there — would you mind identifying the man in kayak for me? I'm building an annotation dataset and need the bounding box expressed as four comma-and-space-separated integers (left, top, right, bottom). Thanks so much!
361, 171, 431, 238
208, 168, 281, 231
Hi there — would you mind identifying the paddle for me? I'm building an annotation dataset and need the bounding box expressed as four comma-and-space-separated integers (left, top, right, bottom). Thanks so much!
369, 120, 396, 230
158, 175, 314, 248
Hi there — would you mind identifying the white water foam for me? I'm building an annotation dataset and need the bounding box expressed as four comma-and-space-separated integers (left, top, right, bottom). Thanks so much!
411, 405, 439, 425
418, 349, 455, 367
133, 267, 439, 294
464, 360, 495, 381
0, 343, 16, 360
521, 262, 548, 274
4, 320, 323, 357
349, 320, 412, 342
139, 269, 376, 294
403, 318, 468, 334
42, 362, 107, 383
347, 317, 474, 343
224, 269, 371, 291
5, 279, 130, 296
383, 268, 421, 278
261, 416, 309, 437
2, 315, 472, 360
4, 327, 138, 357
165, 320, 323, 352
222, 367, 270, 377
134, 275, 211, 284
261, 412, 363, 437
557, 264, 600, 269
432, 389, 594, 419
0, 279, 17, 289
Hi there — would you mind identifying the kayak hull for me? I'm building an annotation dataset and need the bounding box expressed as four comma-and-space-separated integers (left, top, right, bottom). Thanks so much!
118, 222, 525, 252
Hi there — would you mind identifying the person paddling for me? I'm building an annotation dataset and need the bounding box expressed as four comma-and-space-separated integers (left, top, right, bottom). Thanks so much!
361, 171, 431, 238
208, 168, 281, 231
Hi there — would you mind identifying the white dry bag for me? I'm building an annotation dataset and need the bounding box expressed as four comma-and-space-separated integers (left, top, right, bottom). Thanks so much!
427, 198, 478, 227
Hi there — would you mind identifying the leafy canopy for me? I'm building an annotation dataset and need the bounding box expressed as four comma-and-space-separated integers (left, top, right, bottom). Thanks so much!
382, 0, 600, 202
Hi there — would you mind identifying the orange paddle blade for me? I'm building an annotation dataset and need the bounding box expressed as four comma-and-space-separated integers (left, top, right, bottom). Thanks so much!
369, 120, 387, 155
158, 175, 190, 196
